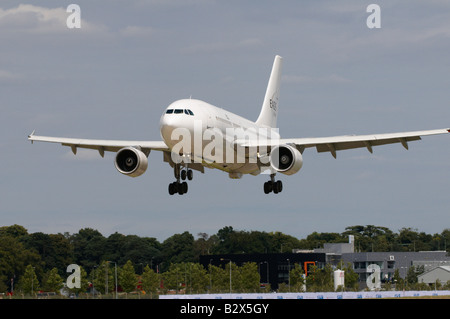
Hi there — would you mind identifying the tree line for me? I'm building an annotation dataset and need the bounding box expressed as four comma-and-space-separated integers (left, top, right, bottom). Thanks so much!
0, 224, 448, 295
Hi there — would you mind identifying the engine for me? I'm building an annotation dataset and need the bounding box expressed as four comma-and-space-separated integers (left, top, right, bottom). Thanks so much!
114, 147, 148, 177
269, 144, 303, 175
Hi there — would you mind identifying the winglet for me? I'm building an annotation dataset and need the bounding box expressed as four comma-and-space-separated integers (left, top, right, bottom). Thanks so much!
28, 130, 36, 143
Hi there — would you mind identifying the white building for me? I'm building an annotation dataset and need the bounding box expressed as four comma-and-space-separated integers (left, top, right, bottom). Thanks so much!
418, 266, 450, 286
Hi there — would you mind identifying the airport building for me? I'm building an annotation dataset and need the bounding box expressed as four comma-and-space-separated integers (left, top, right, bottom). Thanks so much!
199, 252, 326, 291
418, 266, 450, 286
200, 236, 450, 290
341, 251, 450, 288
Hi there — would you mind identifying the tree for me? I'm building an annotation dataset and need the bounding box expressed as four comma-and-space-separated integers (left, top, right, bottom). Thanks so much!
213, 226, 236, 254
140, 265, 160, 297
161, 232, 195, 269
406, 265, 424, 287
188, 263, 208, 294
305, 264, 334, 292
0, 232, 43, 292
120, 260, 137, 293
19, 265, 39, 295
42, 267, 63, 293
195, 233, 217, 258
337, 261, 359, 291
393, 269, 404, 290
23, 233, 74, 276
162, 263, 185, 293
71, 228, 106, 272
92, 261, 114, 295
289, 263, 305, 292
209, 264, 227, 293
224, 262, 240, 293
238, 262, 260, 293
344, 225, 396, 252
269, 232, 303, 253
0, 224, 28, 238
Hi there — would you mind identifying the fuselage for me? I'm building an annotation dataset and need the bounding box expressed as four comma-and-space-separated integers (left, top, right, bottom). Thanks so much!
159, 99, 279, 178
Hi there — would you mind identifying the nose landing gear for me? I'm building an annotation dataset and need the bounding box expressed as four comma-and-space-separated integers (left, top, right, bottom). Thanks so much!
264, 173, 283, 194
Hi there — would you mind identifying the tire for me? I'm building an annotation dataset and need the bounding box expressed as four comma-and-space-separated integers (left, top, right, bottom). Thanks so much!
264, 181, 272, 194
168, 183, 175, 195
276, 180, 283, 193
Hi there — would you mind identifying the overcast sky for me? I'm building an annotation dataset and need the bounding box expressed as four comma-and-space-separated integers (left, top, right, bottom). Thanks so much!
1, 0, 450, 241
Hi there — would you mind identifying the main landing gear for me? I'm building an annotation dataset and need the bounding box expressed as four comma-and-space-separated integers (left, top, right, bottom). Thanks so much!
168, 164, 193, 195
264, 173, 283, 194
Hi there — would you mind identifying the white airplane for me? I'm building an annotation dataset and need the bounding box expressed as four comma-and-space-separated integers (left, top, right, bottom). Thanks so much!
29, 55, 450, 195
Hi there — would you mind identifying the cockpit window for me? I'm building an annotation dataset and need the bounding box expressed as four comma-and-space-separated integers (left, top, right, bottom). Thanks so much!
165, 108, 194, 115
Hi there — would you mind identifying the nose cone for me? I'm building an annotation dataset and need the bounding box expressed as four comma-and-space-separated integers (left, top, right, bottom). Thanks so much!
159, 109, 197, 149
159, 113, 177, 147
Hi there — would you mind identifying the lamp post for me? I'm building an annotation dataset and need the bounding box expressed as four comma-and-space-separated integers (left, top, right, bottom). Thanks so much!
107, 261, 118, 299
31, 267, 35, 297
287, 259, 291, 292
92, 265, 98, 298
221, 258, 232, 294
262, 261, 269, 285
209, 259, 213, 293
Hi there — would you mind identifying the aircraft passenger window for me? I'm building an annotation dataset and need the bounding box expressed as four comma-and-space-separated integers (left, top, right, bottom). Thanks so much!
188, 109, 194, 116
174, 109, 183, 114
166, 109, 174, 114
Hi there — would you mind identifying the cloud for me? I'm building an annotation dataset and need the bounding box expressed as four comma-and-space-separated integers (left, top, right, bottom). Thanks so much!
0, 69, 22, 84
0, 4, 105, 35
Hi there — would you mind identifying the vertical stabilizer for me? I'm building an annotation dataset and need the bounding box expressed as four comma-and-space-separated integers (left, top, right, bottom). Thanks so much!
256, 55, 283, 128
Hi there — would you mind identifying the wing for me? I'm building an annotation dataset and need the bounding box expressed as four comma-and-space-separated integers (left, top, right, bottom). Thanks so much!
280, 128, 450, 158
28, 131, 169, 157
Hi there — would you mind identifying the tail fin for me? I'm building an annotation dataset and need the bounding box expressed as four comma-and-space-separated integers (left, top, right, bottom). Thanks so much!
256, 55, 283, 128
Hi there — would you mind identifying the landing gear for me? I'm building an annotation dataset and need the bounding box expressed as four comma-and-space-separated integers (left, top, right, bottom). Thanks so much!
264, 174, 283, 194
168, 181, 188, 195
180, 168, 193, 181
168, 164, 193, 195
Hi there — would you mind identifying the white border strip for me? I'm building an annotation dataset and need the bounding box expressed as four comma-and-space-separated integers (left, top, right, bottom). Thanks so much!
160, 290, 450, 299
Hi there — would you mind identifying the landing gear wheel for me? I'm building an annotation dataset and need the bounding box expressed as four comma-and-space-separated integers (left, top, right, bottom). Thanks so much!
168, 182, 176, 195
275, 180, 283, 193
187, 169, 193, 181
263, 174, 283, 194
264, 181, 272, 194
169, 164, 192, 195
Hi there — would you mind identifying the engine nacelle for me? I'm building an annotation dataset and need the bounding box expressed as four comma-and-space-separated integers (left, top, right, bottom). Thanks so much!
269, 144, 303, 175
114, 147, 148, 177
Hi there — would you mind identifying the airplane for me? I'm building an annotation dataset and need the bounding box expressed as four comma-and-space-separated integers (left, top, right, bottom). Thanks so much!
29, 55, 450, 195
